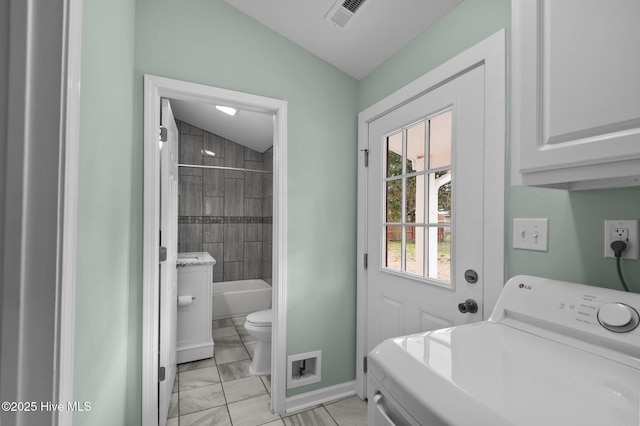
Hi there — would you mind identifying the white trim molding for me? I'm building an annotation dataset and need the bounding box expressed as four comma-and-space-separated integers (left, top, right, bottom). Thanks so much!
1, 0, 83, 425
355, 29, 506, 398
142, 75, 288, 424
285, 381, 356, 415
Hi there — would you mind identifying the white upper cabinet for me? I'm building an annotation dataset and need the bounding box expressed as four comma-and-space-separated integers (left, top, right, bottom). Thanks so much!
512, 0, 640, 189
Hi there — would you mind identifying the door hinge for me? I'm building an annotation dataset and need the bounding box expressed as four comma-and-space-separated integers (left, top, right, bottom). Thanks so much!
362, 149, 369, 167
158, 366, 166, 382
159, 126, 168, 142
363, 356, 367, 373
159, 246, 167, 262
363, 253, 368, 269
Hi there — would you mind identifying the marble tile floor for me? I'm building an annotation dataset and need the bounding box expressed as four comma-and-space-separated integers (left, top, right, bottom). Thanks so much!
167, 315, 368, 426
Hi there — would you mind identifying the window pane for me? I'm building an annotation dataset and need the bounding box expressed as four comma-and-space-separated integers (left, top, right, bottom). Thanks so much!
429, 111, 452, 169
405, 176, 416, 223
406, 122, 425, 173
386, 132, 403, 177
427, 226, 451, 284
405, 226, 424, 276
385, 179, 402, 223
427, 170, 451, 224
385, 225, 402, 271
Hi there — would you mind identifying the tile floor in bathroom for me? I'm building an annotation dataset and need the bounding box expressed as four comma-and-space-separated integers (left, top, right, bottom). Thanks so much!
167, 315, 368, 426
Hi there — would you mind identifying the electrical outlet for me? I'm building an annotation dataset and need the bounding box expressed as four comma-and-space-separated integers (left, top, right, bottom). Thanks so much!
604, 219, 639, 260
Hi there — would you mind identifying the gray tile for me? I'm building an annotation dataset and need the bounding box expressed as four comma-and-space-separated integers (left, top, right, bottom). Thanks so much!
264, 195, 273, 217
236, 323, 251, 338
168, 392, 179, 418
245, 342, 256, 359
231, 315, 247, 327
244, 242, 263, 279
212, 318, 234, 329
245, 160, 264, 172
223, 224, 244, 261
223, 262, 244, 281
203, 223, 224, 243
263, 175, 273, 198
202, 243, 223, 282
178, 357, 216, 373
203, 197, 224, 216
218, 359, 252, 382
173, 374, 179, 393
261, 375, 271, 394
212, 326, 238, 339
179, 175, 203, 216
245, 147, 263, 162
261, 421, 285, 426
167, 416, 179, 426
324, 396, 368, 426
204, 132, 225, 158
222, 376, 267, 404
181, 121, 204, 137
244, 198, 263, 217
180, 383, 226, 415
215, 346, 250, 365
241, 334, 257, 345
179, 405, 231, 426
203, 158, 224, 197
244, 223, 262, 242
263, 224, 273, 244
244, 171, 263, 199
214, 335, 244, 351
179, 224, 202, 253
284, 407, 337, 426
227, 394, 280, 426
179, 366, 220, 391
225, 140, 245, 167
224, 178, 244, 216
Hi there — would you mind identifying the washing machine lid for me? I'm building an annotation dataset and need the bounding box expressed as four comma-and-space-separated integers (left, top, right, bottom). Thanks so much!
246, 308, 272, 326
369, 321, 640, 426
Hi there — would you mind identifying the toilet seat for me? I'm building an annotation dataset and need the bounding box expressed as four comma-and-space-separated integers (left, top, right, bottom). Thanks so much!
246, 308, 272, 327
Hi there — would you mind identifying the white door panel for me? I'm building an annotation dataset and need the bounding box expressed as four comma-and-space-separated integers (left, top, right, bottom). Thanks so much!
159, 98, 179, 425
367, 66, 485, 356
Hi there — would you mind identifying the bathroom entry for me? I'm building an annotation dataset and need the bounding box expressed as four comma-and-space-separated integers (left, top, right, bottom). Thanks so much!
142, 75, 289, 424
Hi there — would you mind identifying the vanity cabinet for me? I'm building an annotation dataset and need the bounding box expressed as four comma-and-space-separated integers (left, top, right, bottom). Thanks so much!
177, 252, 216, 364
512, 0, 640, 189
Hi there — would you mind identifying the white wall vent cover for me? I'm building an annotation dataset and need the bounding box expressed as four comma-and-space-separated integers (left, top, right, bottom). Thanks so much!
324, 0, 369, 31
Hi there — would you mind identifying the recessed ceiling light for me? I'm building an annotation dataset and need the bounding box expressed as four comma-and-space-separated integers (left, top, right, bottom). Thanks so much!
216, 105, 238, 116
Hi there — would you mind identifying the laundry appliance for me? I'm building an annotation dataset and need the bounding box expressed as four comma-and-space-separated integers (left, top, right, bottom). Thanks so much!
368, 275, 640, 425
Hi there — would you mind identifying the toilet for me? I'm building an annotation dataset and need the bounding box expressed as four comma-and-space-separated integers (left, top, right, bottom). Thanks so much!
244, 308, 272, 376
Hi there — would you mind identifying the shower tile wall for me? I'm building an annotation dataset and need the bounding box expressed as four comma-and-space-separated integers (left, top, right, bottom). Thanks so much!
177, 120, 273, 284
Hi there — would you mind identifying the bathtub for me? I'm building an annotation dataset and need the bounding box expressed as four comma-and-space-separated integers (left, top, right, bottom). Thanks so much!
212, 279, 272, 320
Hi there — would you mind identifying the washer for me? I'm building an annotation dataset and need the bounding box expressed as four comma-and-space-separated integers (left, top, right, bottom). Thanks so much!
368, 275, 640, 426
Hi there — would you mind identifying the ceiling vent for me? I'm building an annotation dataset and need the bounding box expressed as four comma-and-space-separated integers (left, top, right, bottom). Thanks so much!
324, 0, 369, 31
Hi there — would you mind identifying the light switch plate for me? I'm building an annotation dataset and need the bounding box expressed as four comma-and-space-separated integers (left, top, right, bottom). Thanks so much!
513, 218, 549, 251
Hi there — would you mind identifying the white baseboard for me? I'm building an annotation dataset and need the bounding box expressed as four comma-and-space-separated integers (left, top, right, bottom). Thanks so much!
285, 381, 356, 415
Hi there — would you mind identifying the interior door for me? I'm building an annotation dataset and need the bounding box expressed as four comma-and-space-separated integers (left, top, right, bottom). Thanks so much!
159, 98, 179, 425
366, 66, 485, 354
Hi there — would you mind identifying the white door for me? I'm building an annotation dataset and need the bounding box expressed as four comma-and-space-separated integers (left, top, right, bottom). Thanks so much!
366, 66, 485, 353
159, 98, 179, 425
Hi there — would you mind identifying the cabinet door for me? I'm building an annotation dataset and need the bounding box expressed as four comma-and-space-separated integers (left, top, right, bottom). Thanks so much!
512, 0, 640, 188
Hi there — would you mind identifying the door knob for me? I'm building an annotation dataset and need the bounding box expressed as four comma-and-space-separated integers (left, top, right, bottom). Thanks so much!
458, 299, 478, 314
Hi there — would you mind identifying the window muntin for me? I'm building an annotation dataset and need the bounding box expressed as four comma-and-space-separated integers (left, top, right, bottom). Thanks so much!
382, 110, 452, 284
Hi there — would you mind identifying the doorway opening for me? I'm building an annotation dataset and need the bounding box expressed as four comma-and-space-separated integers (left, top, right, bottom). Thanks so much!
142, 75, 288, 425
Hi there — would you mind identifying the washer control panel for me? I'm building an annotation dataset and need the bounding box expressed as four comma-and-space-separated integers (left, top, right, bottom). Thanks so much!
490, 276, 640, 362
598, 302, 640, 332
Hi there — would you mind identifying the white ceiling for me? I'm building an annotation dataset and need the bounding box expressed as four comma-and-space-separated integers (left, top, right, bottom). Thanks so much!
172, 0, 463, 152
224, 0, 463, 80
169, 98, 274, 154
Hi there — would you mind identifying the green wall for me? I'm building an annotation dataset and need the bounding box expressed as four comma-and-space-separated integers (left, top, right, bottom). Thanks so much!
74, 0, 640, 423
134, 0, 359, 397
75, 0, 139, 424
359, 0, 640, 291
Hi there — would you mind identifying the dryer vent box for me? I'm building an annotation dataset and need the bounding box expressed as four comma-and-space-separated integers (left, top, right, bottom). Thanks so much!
287, 351, 321, 389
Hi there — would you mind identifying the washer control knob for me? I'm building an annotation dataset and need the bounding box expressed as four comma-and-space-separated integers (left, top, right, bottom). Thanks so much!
597, 303, 639, 332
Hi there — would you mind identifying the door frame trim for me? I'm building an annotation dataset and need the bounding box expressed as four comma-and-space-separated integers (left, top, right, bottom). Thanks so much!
355, 29, 506, 398
142, 75, 288, 423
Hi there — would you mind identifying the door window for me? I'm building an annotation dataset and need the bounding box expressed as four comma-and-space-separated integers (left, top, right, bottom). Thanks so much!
383, 110, 452, 284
